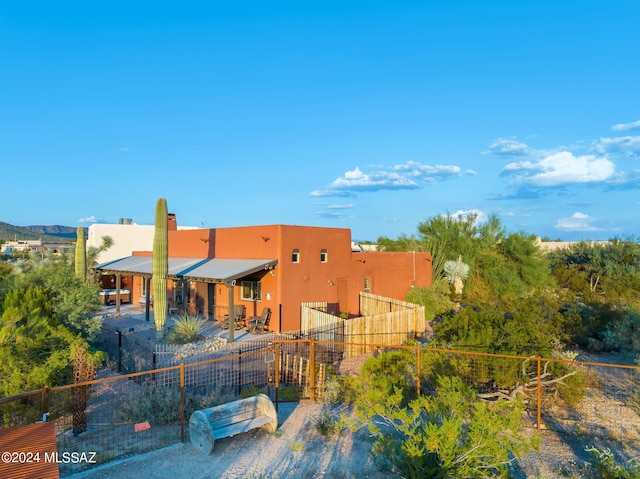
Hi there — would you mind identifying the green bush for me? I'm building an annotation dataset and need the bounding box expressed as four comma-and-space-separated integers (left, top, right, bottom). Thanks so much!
367, 375, 538, 479
357, 348, 419, 409
585, 446, 640, 479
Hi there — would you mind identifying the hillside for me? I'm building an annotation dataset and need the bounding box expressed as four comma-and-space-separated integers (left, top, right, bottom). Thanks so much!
0, 221, 72, 241
24, 224, 77, 239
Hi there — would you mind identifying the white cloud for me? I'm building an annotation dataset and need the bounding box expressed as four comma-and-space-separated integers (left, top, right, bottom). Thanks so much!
556, 212, 601, 231
392, 161, 461, 177
326, 204, 355, 209
448, 209, 488, 224
79, 216, 98, 224
486, 138, 531, 156
311, 162, 462, 197
593, 136, 640, 156
502, 151, 615, 186
555, 212, 602, 232
611, 120, 640, 131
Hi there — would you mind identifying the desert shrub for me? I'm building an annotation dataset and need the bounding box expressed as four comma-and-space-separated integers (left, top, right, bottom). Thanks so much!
600, 310, 640, 354
357, 348, 419, 409
321, 373, 342, 404
334, 374, 363, 406
183, 385, 239, 418
313, 405, 344, 436
240, 385, 267, 398
404, 280, 455, 319
585, 446, 640, 479
550, 362, 587, 408
117, 383, 183, 425
168, 313, 207, 344
367, 375, 538, 479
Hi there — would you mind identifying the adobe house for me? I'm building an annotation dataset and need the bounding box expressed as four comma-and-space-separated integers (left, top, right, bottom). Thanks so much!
97, 221, 432, 333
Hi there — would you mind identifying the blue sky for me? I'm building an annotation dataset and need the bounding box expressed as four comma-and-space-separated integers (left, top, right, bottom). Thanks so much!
1, 1, 639, 242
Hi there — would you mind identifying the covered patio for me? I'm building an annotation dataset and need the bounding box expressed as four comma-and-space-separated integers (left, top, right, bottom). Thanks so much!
94, 256, 278, 342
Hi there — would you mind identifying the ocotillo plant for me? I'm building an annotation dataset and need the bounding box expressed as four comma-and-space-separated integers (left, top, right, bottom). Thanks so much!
153, 198, 168, 338
75, 226, 86, 281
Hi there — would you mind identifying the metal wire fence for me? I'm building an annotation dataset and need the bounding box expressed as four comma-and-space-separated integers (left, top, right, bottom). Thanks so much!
1, 340, 639, 476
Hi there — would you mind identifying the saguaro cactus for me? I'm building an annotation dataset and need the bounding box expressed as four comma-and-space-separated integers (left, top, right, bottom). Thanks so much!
75, 226, 86, 281
153, 198, 169, 338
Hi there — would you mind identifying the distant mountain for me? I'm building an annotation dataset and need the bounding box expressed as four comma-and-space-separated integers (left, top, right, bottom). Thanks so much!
0, 222, 73, 241
24, 224, 77, 239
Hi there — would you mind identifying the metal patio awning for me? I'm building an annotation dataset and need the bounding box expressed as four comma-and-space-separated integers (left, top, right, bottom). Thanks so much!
94, 256, 278, 284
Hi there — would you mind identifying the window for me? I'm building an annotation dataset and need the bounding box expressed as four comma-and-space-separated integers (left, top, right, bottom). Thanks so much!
241, 280, 261, 301
364, 277, 371, 292
292, 248, 300, 263
320, 249, 328, 263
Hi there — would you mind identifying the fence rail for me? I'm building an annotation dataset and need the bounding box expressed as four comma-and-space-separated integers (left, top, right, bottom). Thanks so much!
1, 341, 639, 476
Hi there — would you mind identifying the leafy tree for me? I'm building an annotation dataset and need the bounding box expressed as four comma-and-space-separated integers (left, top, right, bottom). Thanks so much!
432, 290, 566, 357
86, 234, 114, 284
380, 214, 551, 307
405, 280, 455, 319
548, 238, 640, 304
0, 286, 103, 399
10, 252, 101, 340
498, 232, 550, 289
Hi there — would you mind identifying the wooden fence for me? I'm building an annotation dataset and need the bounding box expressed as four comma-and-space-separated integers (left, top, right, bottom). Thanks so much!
301, 292, 425, 357
278, 351, 327, 400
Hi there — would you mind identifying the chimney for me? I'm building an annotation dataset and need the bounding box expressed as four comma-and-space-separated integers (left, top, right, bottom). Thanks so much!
168, 213, 177, 231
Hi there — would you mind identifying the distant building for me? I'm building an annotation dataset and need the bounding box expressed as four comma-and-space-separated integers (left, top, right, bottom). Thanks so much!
0, 239, 72, 255
535, 237, 613, 252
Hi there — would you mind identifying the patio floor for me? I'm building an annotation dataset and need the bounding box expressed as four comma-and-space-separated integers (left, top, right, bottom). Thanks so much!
94, 303, 266, 344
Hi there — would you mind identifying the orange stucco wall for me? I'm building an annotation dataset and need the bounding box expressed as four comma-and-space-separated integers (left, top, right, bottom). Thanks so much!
162, 225, 432, 332
127, 224, 432, 332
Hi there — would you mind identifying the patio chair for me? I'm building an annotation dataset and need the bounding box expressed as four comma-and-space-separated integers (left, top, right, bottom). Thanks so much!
222, 304, 246, 330
248, 308, 271, 334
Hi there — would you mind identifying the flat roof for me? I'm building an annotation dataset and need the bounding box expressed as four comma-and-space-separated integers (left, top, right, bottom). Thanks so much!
95, 257, 278, 284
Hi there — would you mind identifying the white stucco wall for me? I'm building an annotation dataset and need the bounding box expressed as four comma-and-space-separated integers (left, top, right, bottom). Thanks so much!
88, 223, 200, 264
88, 224, 156, 264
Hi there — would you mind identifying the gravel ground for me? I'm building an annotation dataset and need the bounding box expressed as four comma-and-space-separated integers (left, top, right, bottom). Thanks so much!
70, 402, 387, 479
67, 401, 605, 479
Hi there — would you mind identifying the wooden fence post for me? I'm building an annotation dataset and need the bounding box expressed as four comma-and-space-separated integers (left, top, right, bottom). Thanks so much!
41, 386, 49, 418
310, 339, 316, 402
274, 343, 280, 412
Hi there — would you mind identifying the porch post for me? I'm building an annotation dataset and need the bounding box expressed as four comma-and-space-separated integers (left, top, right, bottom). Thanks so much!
145, 276, 151, 322
227, 282, 235, 343
115, 274, 122, 316
181, 280, 188, 314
